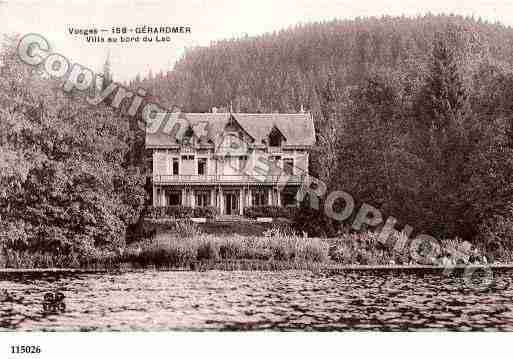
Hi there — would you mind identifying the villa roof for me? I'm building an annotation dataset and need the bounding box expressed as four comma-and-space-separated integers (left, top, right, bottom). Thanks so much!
145, 112, 316, 149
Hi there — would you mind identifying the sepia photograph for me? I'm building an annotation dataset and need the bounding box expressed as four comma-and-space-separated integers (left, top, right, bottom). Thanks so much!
1, 0, 513, 349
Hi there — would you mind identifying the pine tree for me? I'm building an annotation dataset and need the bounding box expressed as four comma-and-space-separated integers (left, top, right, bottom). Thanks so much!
413, 31, 475, 237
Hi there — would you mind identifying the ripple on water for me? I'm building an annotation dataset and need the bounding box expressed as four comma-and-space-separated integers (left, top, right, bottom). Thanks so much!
1, 270, 513, 330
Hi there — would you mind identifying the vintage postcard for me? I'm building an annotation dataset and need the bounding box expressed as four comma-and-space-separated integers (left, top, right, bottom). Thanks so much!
1, 0, 513, 353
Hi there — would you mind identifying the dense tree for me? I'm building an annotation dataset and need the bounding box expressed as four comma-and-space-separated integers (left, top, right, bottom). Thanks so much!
0, 36, 146, 256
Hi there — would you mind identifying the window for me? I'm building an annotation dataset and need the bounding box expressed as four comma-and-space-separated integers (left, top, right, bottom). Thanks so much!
156, 188, 162, 206
180, 155, 195, 175
220, 134, 243, 152
195, 191, 210, 207
229, 135, 241, 150
198, 158, 207, 176
172, 158, 179, 175
282, 189, 297, 207
268, 155, 282, 175
284, 158, 294, 175
239, 155, 248, 172
252, 189, 268, 206
225, 155, 238, 171
270, 155, 281, 164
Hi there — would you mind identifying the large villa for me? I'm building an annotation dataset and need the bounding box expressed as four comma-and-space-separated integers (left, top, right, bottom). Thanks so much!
146, 110, 315, 216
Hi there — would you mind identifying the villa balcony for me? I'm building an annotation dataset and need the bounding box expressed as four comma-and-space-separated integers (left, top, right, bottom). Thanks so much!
152, 174, 305, 186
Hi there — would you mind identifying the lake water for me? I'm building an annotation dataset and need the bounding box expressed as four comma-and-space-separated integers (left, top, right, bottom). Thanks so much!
1, 270, 513, 331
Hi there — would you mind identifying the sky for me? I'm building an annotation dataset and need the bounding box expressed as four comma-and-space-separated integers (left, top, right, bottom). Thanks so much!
2, 0, 513, 82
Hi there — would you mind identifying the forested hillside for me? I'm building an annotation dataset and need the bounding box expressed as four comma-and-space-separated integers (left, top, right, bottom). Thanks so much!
132, 14, 513, 114
132, 15, 513, 245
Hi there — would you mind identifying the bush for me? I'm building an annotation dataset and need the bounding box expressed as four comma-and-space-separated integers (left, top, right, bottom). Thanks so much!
243, 206, 296, 219
144, 205, 217, 219
478, 205, 513, 261
192, 206, 218, 219
326, 232, 406, 265
196, 237, 220, 261
218, 238, 244, 259
292, 198, 338, 237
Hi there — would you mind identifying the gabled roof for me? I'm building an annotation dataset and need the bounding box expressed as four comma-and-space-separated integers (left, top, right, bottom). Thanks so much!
146, 112, 316, 149
225, 114, 255, 142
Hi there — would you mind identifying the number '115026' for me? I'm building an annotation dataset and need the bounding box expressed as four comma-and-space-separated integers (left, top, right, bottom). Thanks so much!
10, 346, 41, 354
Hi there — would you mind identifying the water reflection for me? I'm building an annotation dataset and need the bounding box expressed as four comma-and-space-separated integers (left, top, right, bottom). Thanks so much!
1, 270, 513, 331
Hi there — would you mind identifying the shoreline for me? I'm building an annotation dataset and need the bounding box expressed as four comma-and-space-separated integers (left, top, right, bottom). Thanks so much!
0, 263, 507, 276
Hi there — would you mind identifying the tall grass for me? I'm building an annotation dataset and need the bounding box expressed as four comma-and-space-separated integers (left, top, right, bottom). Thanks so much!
1, 249, 83, 269
328, 231, 490, 265
123, 229, 329, 269
0, 226, 494, 270
327, 232, 396, 265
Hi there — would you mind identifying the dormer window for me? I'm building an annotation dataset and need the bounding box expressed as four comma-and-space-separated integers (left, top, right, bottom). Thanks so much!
268, 125, 286, 148
182, 126, 195, 145
269, 132, 281, 147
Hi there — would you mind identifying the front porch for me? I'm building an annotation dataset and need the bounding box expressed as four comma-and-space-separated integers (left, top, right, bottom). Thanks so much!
152, 185, 299, 216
